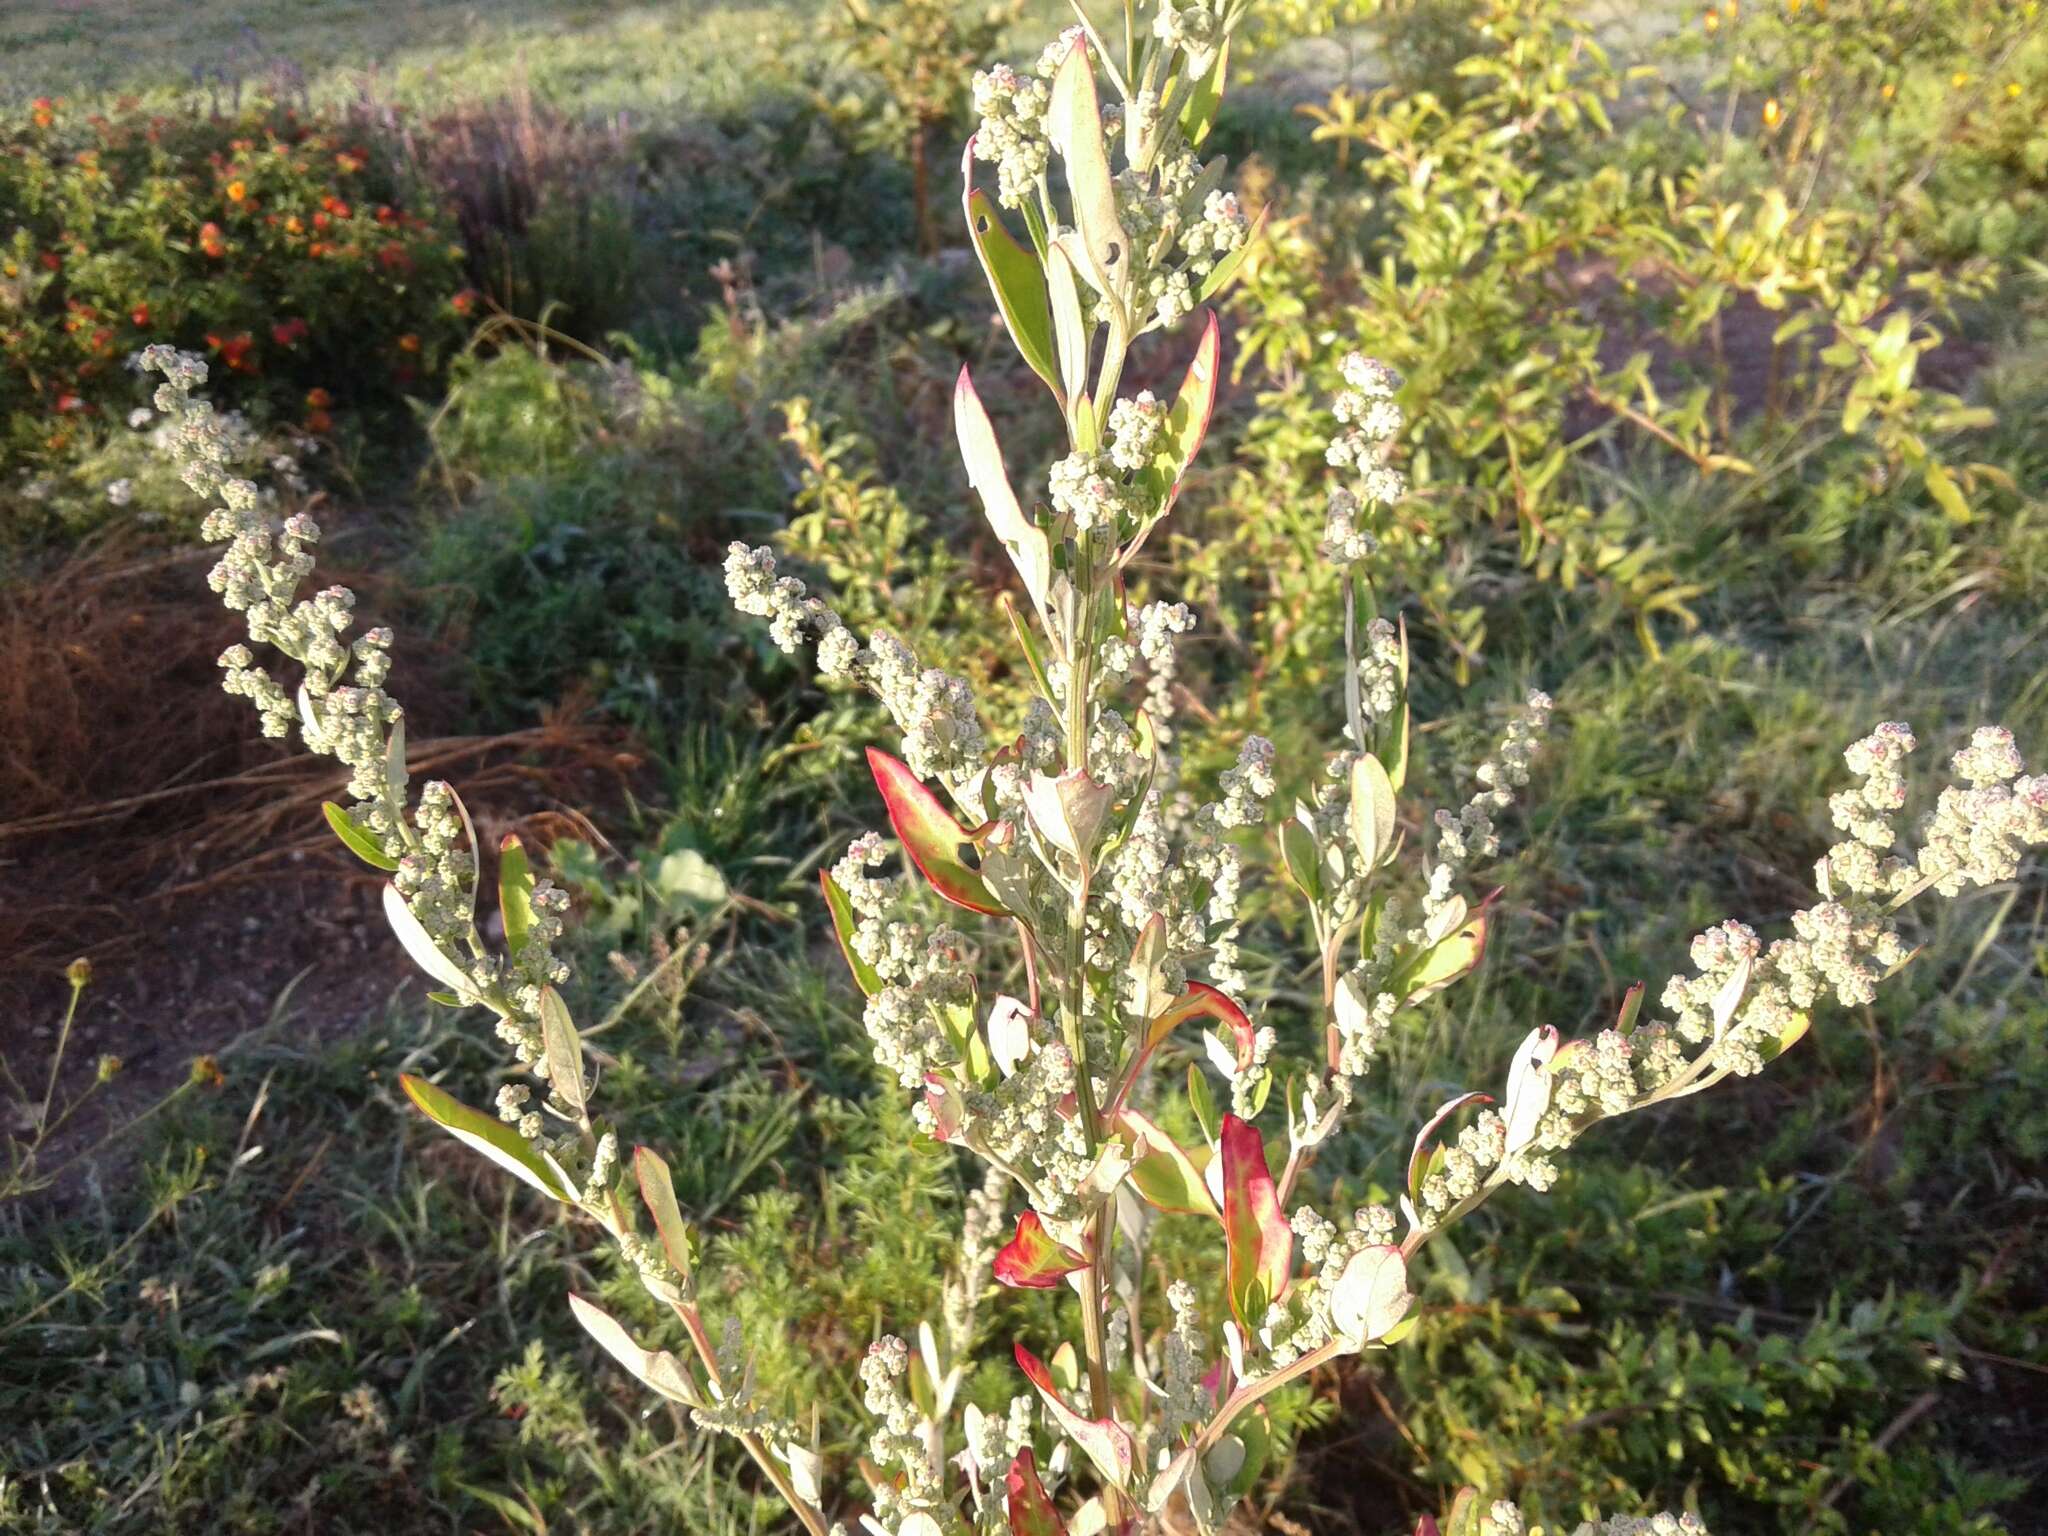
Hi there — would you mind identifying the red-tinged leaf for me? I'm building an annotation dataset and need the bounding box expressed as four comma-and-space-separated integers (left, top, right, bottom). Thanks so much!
1220, 1115, 1291, 1328
1117, 982, 1257, 1112
1113, 1107, 1219, 1220
924, 1075, 966, 1142
1014, 1343, 1134, 1489
1006, 1449, 1069, 1536
993, 1211, 1090, 1288
1407, 1091, 1493, 1204
820, 869, 882, 997
867, 747, 1007, 916
1613, 980, 1646, 1034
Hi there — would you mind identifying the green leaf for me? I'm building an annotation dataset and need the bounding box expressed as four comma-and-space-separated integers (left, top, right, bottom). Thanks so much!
1924, 461, 1972, 523
566, 1292, 705, 1407
820, 869, 884, 996
867, 747, 1008, 916
1277, 813, 1324, 904
1046, 242, 1091, 412
1347, 754, 1397, 873
1220, 1114, 1292, 1328
1115, 1106, 1219, 1220
956, 366, 1052, 616
538, 986, 587, 1121
382, 884, 475, 998
964, 174, 1060, 401
498, 833, 536, 952
1186, 1062, 1220, 1144
399, 1073, 571, 1202
1393, 909, 1489, 1003
654, 848, 728, 909
1047, 38, 1130, 304
322, 801, 399, 871
1179, 40, 1229, 147
1196, 202, 1266, 304
632, 1145, 695, 1285
1136, 311, 1221, 518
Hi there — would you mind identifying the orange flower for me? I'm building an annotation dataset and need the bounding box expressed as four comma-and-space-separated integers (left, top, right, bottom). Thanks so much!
286, 215, 304, 235
199, 221, 226, 258
1703, 7, 1719, 31
335, 152, 363, 175
306, 241, 328, 258
451, 288, 478, 315
226, 178, 248, 202
397, 332, 420, 353
306, 409, 333, 434
32, 97, 55, 129
375, 204, 396, 224
131, 302, 151, 327
305, 387, 334, 410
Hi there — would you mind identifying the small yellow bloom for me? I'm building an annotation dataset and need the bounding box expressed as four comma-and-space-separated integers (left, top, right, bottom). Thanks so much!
1951, 71, 1970, 89
1704, 7, 1720, 31
2008, 82, 2023, 100
226, 179, 247, 202
1881, 81, 1896, 100
1763, 98, 1783, 129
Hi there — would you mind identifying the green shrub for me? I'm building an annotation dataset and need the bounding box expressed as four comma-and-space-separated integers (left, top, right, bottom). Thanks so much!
0, 97, 467, 484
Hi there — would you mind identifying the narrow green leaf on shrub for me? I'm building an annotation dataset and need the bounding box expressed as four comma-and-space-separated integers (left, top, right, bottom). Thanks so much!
322, 801, 400, 871
963, 161, 1061, 401
499, 833, 536, 952
820, 869, 885, 996
400, 1073, 572, 1202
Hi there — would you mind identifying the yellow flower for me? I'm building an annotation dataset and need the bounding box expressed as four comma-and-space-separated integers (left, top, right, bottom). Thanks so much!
1763, 98, 1783, 129
2008, 82, 2023, 100
1951, 71, 1970, 89
226, 179, 247, 202
1881, 81, 1896, 100
1704, 7, 1720, 30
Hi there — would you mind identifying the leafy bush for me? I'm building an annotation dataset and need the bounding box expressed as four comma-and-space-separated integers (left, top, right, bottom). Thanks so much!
0, 96, 467, 483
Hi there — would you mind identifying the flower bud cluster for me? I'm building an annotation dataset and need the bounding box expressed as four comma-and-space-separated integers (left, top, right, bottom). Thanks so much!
1422, 691, 1553, 929
1416, 1110, 1508, 1220
1260, 1202, 1395, 1368
1916, 725, 2048, 896
1321, 354, 1406, 550
971, 63, 1052, 210
860, 1336, 946, 1518
1049, 449, 1146, 536
1569, 1515, 1709, 1536
726, 542, 989, 786
1160, 1280, 1210, 1439
1106, 390, 1166, 472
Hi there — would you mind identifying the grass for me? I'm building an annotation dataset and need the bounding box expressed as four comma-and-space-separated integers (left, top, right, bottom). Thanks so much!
4, 0, 2045, 1531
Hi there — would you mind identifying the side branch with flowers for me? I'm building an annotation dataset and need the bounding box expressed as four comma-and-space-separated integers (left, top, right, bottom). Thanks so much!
152, 1, 2046, 1532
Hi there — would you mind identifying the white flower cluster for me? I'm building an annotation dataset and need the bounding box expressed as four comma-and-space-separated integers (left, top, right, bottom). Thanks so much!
1423, 690, 1554, 927
1159, 1279, 1210, 1439
1049, 449, 1147, 536
1106, 390, 1166, 472
1916, 725, 2047, 896
145, 348, 581, 1150
859, 1337, 947, 1527
725, 542, 988, 786
971, 63, 1052, 210
1118, 158, 1249, 332
1261, 1202, 1397, 1368
1152, 0, 1222, 64
1321, 354, 1406, 562
1569, 1514, 1709, 1536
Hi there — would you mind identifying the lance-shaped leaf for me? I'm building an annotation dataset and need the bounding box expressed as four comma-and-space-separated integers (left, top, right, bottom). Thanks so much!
820, 868, 883, 996
956, 367, 1051, 615
499, 833, 536, 952
1501, 1026, 1560, 1159
1330, 1244, 1412, 1345
993, 1210, 1091, 1288
538, 986, 587, 1121
1407, 1091, 1494, 1204
383, 883, 475, 998
633, 1145, 695, 1285
400, 1073, 572, 1201
1046, 241, 1090, 409
323, 801, 400, 871
1014, 1342, 1134, 1489
867, 747, 1007, 916
1113, 1107, 1219, 1219
1393, 907, 1490, 1005
1348, 754, 1398, 874
1047, 38, 1129, 303
1220, 1115, 1291, 1327
1135, 311, 1221, 519
1196, 203, 1266, 304
1006, 1448, 1069, 1536
962, 149, 1059, 402
1178, 39, 1229, 146
1278, 811, 1323, 905
566, 1292, 704, 1407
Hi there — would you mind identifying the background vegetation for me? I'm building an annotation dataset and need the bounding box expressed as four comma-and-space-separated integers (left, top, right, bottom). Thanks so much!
3, 0, 2043, 1533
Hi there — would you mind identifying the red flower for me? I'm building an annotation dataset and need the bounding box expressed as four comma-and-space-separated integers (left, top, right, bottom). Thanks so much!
206, 331, 258, 373
39, 251, 61, 272
199, 221, 226, 258
271, 317, 309, 346
450, 289, 478, 316
305, 387, 333, 409
56, 393, 86, 412
375, 204, 396, 224
131, 303, 151, 327
311, 211, 330, 230
376, 243, 413, 275
305, 409, 333, 434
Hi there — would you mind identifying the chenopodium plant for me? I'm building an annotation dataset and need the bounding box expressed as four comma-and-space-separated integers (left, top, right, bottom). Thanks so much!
149, 4, 2047, 1534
